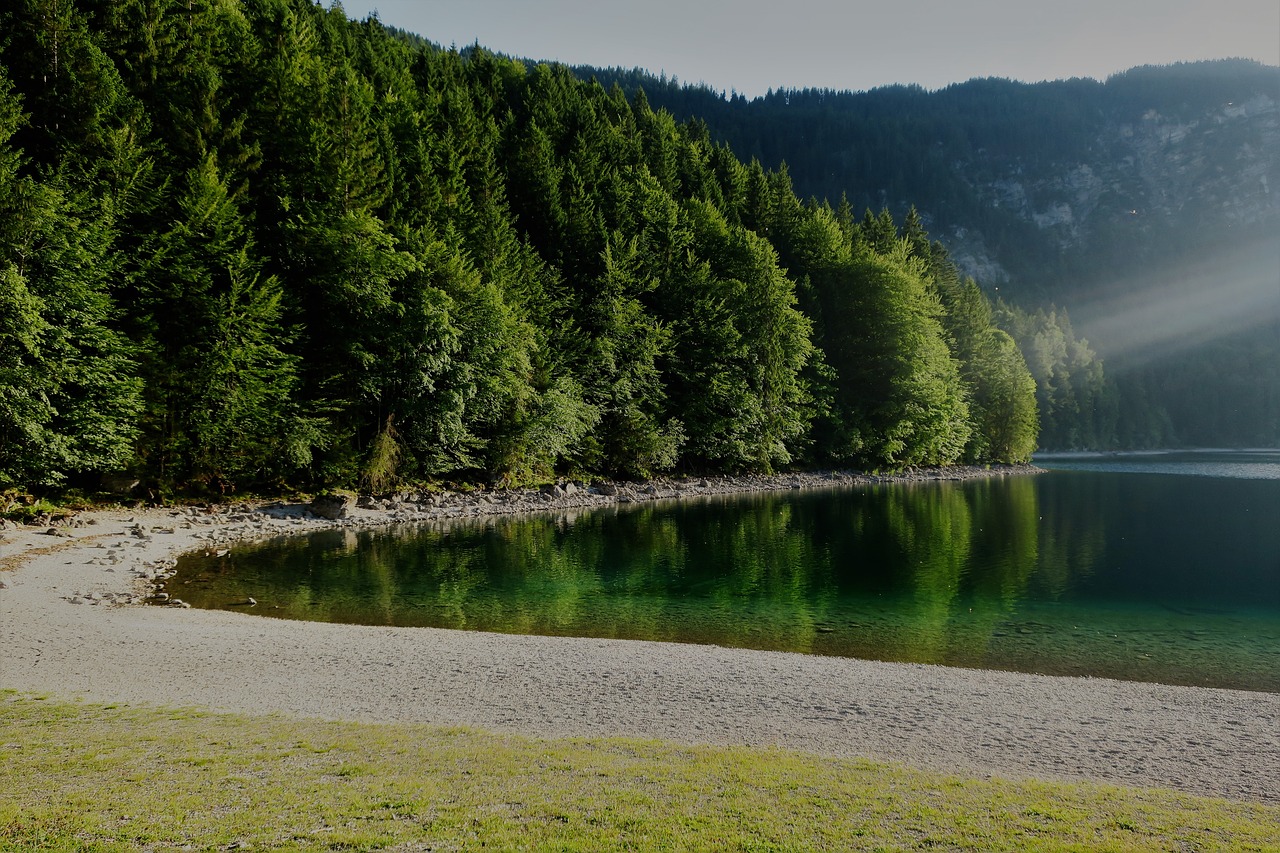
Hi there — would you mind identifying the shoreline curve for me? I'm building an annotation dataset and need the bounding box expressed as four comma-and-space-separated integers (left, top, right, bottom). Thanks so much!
2, 465, 1277, 804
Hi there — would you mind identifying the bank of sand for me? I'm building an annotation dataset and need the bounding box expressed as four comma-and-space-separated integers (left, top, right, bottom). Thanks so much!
1, 470, 1277, 804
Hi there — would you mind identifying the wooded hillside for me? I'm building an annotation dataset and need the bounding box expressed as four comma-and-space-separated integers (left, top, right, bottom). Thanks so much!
1, 0, 1042, 495
578, 61, 1280, 449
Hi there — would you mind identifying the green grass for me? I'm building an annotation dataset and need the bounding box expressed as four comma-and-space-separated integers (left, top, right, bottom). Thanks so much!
1, 692, 1276, 851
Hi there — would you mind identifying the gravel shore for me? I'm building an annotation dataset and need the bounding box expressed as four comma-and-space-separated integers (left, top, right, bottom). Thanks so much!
2, 468, 1277, 803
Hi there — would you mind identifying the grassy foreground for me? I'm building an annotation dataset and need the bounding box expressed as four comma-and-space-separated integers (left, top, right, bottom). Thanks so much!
1, 693, 1276, 852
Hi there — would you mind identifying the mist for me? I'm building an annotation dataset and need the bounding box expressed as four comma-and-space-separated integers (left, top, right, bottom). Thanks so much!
1073, 235, 1280, 368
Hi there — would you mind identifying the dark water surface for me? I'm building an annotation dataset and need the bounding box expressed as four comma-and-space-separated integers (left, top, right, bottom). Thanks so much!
171, 451, 1280, 691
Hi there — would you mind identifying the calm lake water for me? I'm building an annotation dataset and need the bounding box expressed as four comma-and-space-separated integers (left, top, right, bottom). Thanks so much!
170, 451, 1280, 691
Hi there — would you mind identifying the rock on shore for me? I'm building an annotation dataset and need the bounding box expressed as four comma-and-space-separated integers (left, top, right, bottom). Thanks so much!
295, 464, 1039, 531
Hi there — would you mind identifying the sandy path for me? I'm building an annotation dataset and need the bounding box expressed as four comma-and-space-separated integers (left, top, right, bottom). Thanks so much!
2, 503, 1277, 804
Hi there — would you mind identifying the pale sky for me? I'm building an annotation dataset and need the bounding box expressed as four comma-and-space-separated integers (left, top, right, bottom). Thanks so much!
338, 0, 1280, 96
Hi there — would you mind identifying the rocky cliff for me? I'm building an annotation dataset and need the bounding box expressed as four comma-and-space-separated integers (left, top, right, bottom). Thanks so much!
946, 86, 1279, 293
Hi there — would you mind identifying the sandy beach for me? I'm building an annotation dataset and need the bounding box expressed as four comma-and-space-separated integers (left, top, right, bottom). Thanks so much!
2, 474, 1277, 804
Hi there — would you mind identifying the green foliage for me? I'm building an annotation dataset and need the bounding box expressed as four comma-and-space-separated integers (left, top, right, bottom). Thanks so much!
574, 232, 677, 477
584, 61, 1280, 451
671, 200, 813, 472
134, 153, 308, 491
0, 69, 142, 488
966, 328, 1040, 462
831, 245, 971, 466
937, 276, 1039, 462
362, 415, 401, 493
0, 0, 1069, 491
995, 303, 1116, 450
504, 375, 602, 481
1, 496, 59, 523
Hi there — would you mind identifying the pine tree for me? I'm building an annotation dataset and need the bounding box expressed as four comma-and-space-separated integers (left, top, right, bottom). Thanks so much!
576, 231, 679, 476
936, 276, 1039, 461
0, 70, 142, 488
135, 153, 307, 490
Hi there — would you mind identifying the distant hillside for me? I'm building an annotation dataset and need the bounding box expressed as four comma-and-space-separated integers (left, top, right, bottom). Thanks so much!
574, 61, 1280, 448
573, 61, 1279, 297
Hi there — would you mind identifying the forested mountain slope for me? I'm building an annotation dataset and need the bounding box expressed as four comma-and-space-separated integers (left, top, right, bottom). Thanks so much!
0, 0, 1038, 496
580, 61, 1280, 448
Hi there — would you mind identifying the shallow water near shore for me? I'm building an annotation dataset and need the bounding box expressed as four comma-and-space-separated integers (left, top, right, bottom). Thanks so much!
170, 451, 1280, 691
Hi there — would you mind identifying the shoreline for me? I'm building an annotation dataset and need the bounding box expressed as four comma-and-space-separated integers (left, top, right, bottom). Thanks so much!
288, 462, 1045, 529
3, 462, 1278, 804
5, 463, 1041, 604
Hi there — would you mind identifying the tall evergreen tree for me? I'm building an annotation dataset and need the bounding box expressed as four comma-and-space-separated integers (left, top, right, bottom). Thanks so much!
134, 154, 307, 489
0, 71, 142, 488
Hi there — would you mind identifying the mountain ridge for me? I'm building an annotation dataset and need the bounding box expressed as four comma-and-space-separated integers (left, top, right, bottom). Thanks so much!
569, 59, 1280, 448
568, 59, 1280, 302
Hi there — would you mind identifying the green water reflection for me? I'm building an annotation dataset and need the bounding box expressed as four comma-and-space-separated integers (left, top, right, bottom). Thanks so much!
173, 464, 1280, 691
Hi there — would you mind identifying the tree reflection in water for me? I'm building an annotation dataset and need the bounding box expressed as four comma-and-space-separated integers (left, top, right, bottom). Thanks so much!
173, 467, 1280, 691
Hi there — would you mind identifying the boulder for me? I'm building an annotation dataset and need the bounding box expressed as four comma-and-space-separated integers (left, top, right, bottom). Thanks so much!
309, 493, 353, 520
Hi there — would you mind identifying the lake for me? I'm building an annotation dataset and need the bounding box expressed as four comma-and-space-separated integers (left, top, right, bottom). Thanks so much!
169, 451, 1280, 691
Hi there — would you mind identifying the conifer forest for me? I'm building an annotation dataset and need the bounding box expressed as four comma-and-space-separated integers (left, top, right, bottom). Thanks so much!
9, 0, 1214, 497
